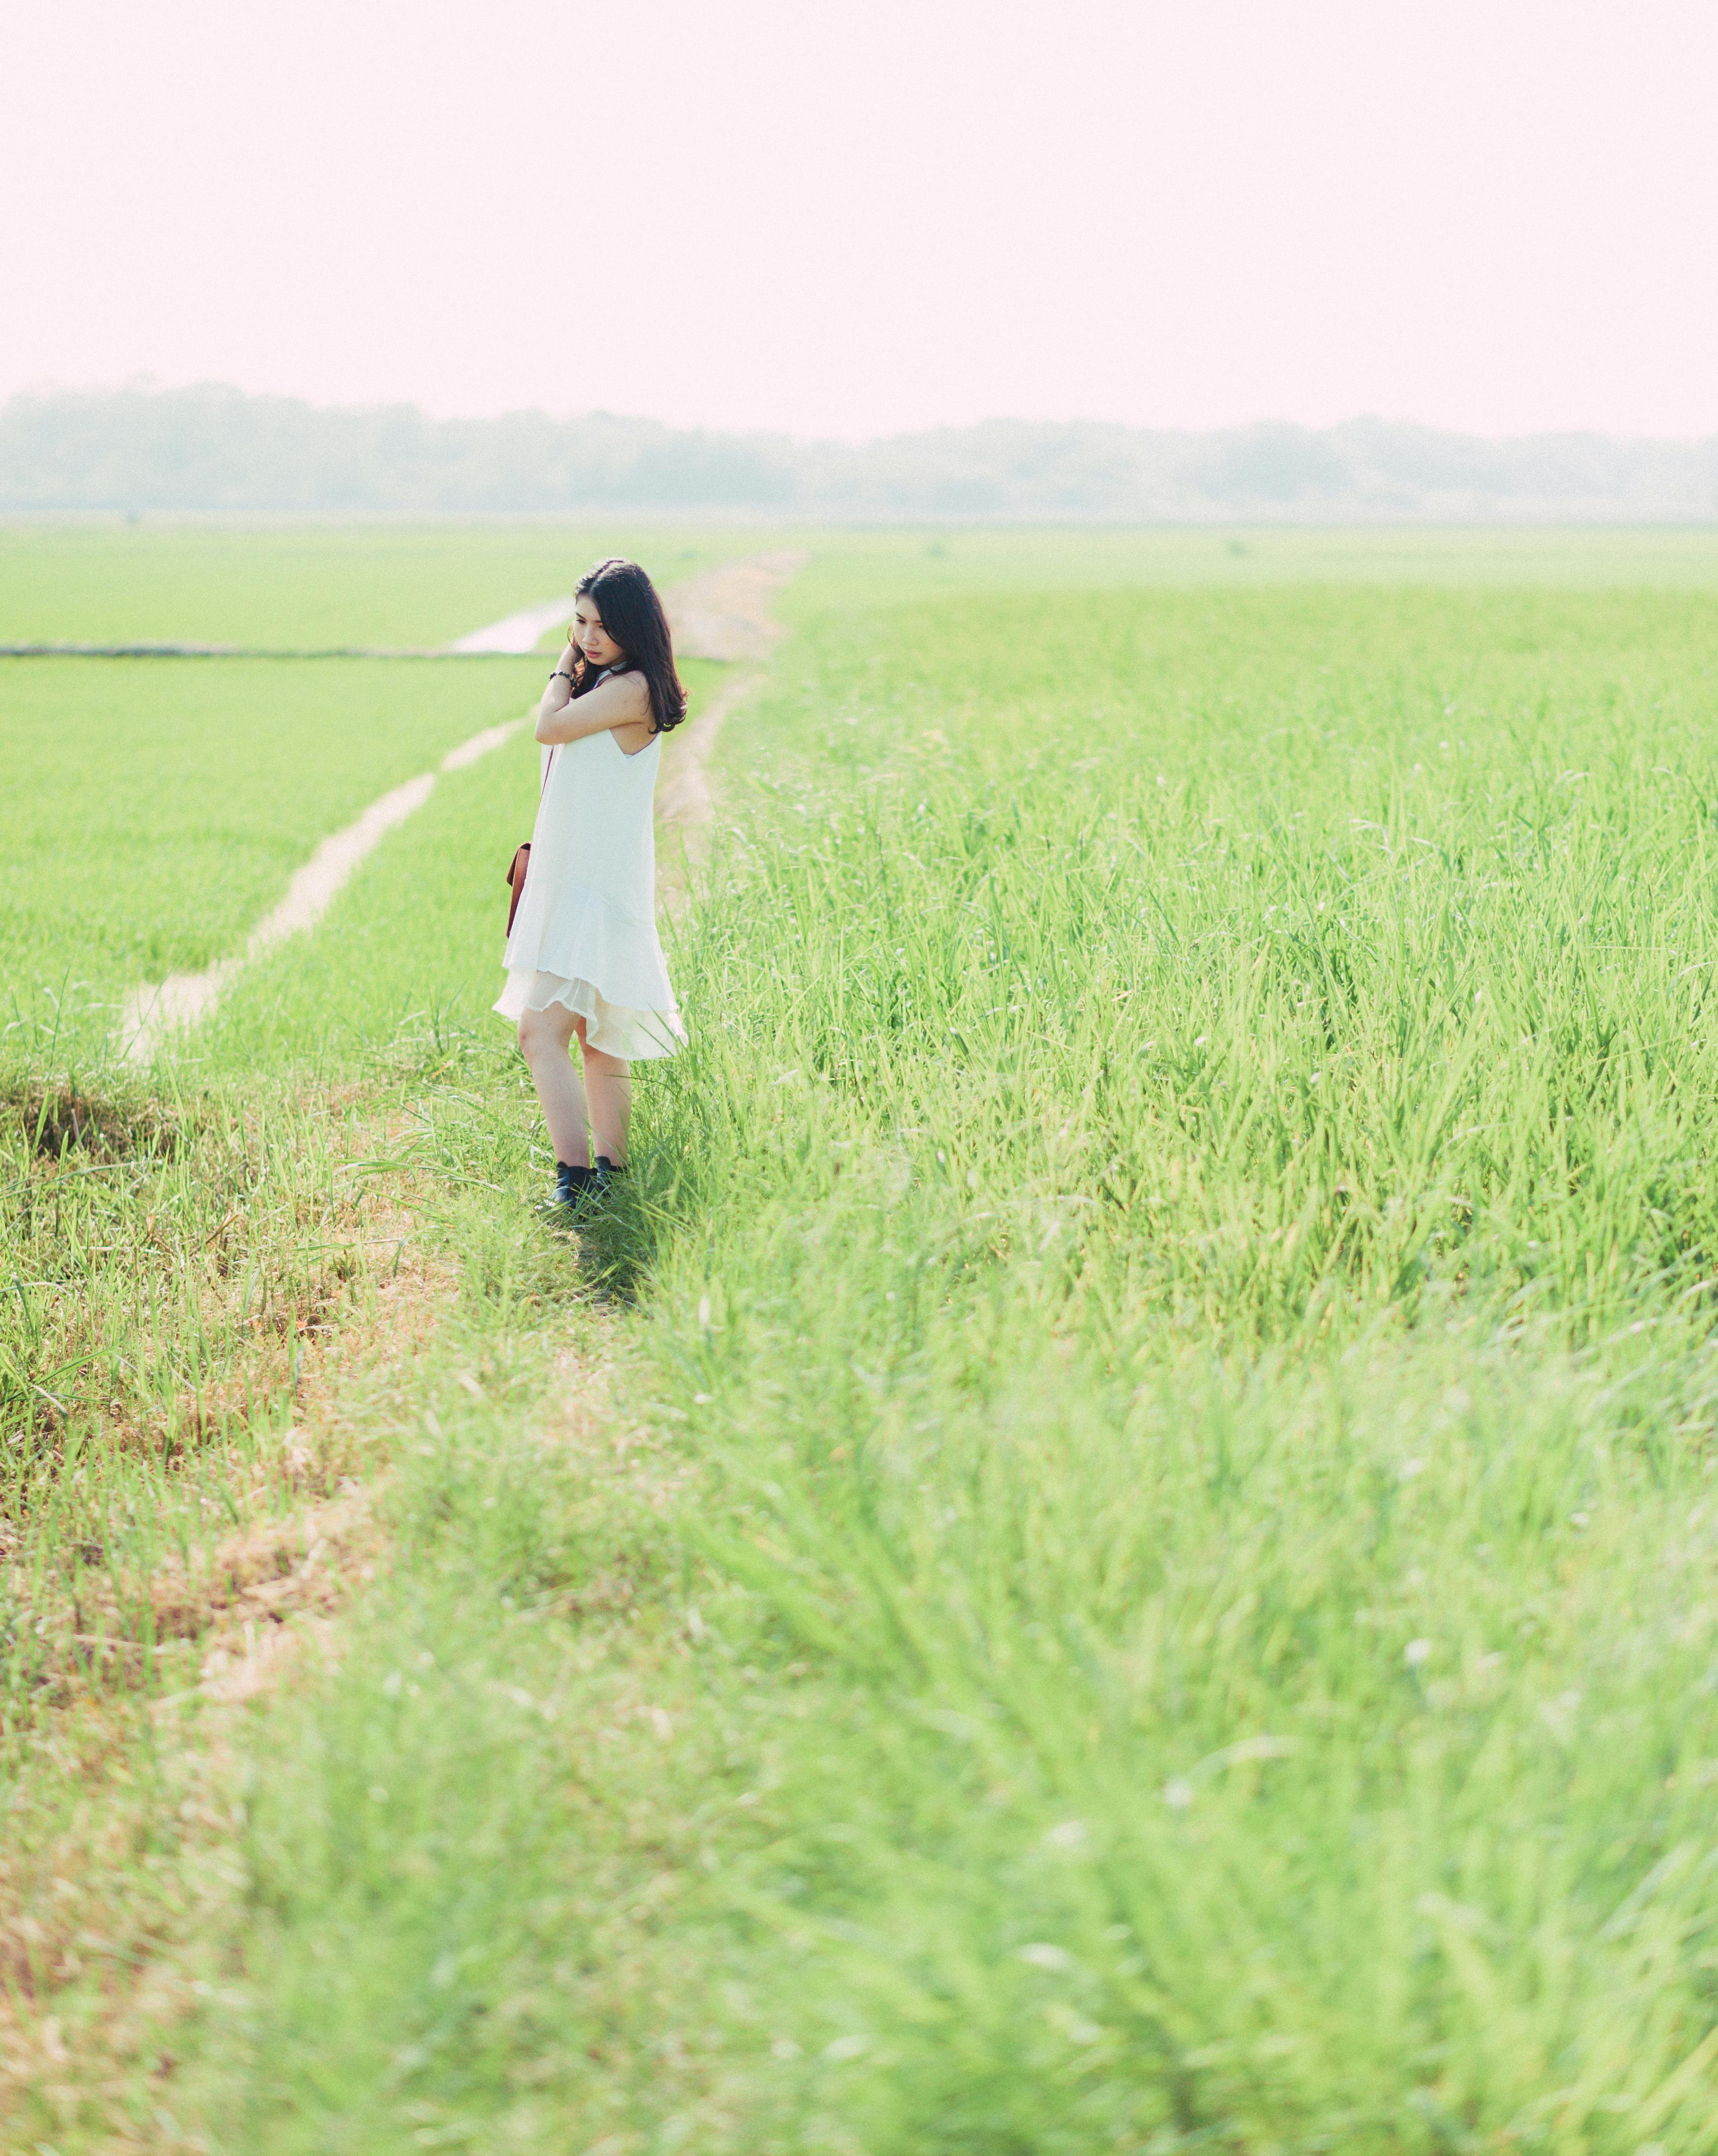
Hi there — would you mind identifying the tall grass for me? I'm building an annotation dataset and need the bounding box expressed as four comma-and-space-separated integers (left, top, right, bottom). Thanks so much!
608, 576, 1718, 2145
686, 581, 1718, 1342
175, 566, 1718, 2151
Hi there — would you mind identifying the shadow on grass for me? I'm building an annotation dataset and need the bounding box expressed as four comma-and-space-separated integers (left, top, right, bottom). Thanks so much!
549, 1161, 696, 1307
1, 1070, 189, 1164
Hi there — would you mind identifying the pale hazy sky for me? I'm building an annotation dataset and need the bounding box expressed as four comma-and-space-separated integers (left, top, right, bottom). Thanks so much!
6, 0, 1714, 440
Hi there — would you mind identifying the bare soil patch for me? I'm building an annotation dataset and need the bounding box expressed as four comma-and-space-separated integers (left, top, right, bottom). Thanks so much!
8, 1077, 186, 1164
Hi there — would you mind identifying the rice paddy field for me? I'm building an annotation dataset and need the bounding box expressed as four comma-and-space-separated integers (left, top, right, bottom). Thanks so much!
6, 520, 1718, 2150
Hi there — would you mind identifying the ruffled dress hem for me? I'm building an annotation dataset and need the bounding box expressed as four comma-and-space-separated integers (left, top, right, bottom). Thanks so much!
493, 966, 685, 1062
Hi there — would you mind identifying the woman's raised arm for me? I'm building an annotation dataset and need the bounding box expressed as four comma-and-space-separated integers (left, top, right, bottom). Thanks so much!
535, 664, 653, 744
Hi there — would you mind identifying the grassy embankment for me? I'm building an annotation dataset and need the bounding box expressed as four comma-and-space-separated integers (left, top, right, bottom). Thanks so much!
9, 526, 1718, 2150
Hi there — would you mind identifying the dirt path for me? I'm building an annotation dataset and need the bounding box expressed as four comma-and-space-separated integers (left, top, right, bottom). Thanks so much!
0, 606, 567, 663
657, 550, 806, 832
116, 553, 805, 1062
443, 595, 575, 655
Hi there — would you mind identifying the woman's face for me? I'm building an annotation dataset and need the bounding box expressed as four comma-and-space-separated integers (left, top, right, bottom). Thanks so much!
573, 595, 625, 669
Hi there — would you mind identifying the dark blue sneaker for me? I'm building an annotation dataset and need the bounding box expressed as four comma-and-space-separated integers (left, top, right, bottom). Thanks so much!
553, 1161, 599, 1213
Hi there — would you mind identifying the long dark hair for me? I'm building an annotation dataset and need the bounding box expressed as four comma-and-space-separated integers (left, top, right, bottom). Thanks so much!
570, 557, 688, 735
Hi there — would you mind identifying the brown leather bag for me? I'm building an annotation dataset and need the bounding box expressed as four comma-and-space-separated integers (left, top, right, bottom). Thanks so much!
505, 842, 531, 935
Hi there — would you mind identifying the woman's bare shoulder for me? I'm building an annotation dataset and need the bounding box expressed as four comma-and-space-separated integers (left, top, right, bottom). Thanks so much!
615, 667, 653, 711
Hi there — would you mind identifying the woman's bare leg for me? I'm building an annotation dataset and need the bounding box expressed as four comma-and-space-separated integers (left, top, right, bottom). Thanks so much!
575, 1019, 632, 1165
518, 1004, 589, 1165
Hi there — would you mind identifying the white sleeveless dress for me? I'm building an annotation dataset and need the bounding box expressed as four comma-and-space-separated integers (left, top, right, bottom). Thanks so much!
493, 698, 686, 1061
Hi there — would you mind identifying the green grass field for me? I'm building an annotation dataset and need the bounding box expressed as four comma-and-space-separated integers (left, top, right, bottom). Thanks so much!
0, 655, 542, 1055
0, 521, 765, 646
6, 524, 1718, 2150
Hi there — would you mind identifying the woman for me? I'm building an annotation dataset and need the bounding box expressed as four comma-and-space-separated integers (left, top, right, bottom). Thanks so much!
496, 557, 688, 1212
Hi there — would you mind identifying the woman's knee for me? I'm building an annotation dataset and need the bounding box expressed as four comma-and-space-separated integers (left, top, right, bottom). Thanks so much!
517, 1008, 567, 1061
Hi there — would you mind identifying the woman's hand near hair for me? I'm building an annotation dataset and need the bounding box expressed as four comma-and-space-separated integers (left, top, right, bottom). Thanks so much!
538, 638, 579, 726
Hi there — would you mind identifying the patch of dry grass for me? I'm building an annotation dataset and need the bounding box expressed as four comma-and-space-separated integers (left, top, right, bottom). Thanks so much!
0, 1149, 467, 2147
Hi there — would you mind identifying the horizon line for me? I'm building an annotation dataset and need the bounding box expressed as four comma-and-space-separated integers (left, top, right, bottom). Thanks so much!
6, 378, 1718, 454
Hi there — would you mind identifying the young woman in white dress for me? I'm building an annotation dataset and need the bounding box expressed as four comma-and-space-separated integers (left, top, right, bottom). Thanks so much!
495, 557, 688, 1212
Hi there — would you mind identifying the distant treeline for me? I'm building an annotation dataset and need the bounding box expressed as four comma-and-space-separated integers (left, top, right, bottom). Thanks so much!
5, 382, 1717, 521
